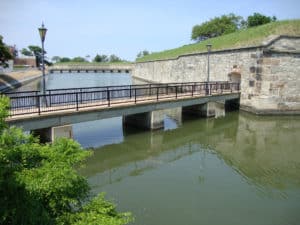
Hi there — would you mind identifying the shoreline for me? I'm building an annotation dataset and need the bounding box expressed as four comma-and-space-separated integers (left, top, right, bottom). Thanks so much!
0, 69, 43, 92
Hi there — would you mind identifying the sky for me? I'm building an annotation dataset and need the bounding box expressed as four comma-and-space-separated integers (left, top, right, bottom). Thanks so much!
1, 0, 299, 61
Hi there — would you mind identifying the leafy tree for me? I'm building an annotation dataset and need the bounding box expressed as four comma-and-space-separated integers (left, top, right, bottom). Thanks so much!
93, 54, 109, 63
21, 48, 34, 56
0, 96, 133, 225
0, 35, 13, 68
136, 50, 150, 59
8, 45, 18, 58
59, 57, 71, 63
72, 57, 86, 63
247, 12, 277, 27
51, 56, 61, 63
191, 13, 244, 41
109, 54, 122, 62
21, 45, 46, 67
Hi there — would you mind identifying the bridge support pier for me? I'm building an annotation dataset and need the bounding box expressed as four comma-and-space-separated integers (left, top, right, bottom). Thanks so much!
183, 102, 225, 118
123, 110, 165, 130
123, 107, 182, 130
31, 125, 73, 143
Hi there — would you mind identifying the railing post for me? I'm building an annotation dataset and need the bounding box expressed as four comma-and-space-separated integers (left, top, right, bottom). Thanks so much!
175, 86, 178, 99
134, 88, 137, 103
157, 87, 159, 101
76, 93, 79, 111
129, 86, 132, 99
38, 95, 41, 115
192, 85, 194, 97
107, 89, 110, 107
49, 90, 52, 106
166, 84, 168, 95
149, 84, 151, 96
80, 88, 83, 104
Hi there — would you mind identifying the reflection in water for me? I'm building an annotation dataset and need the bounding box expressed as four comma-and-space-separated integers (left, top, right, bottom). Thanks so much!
79, 112, 300, 225
15, 73, 300, 224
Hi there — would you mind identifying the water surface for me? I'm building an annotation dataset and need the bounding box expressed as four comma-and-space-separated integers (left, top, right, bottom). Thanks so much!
17, 73, 300, 225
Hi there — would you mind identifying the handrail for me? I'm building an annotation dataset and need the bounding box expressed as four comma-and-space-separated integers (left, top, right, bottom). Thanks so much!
7, 81, 240, 117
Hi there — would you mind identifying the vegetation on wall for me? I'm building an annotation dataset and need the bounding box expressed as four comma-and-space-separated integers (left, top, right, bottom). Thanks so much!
0, 96, 133, 225
136, 19, 300, 62
191, 13, 244, 41
191, 12, 277, 42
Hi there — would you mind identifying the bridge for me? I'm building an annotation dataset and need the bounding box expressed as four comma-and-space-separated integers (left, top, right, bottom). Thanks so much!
5, 81, 240, 142
48, 64, 133, 74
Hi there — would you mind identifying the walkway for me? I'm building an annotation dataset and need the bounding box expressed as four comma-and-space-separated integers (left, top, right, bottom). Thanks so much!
5, 82, 240, 130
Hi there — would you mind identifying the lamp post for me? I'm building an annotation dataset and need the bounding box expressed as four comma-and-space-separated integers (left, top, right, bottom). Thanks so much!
38, 23, 47, 95
206, 44, 212, 95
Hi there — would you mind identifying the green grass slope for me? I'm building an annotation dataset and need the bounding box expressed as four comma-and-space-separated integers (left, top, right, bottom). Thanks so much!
137, 20, 300, 62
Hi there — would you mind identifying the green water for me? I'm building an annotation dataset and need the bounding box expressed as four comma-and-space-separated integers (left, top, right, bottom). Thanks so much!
16, 73, 300, 224
80, 112, 300, 225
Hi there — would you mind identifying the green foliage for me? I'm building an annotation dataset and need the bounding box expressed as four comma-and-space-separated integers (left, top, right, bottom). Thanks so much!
0, 96, 9, 132
247, 12, 277, 27
137, 20, 300, 62
21, 48, 34, 56
109, 54, 122, 62
191, 13, 244, 41
59, 57, 71, 63
51, 56, 61, 63
72, 57, 87, 63
94, 54, 109, 63
136, 50, 150, 59
0, 35, 13, 68
0, 96, 133, 225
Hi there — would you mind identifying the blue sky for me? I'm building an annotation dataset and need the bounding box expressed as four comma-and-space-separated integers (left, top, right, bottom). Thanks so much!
1, 0, 299, 61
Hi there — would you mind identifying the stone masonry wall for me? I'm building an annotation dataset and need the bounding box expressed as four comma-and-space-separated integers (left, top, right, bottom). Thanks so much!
132, 36, 300, 114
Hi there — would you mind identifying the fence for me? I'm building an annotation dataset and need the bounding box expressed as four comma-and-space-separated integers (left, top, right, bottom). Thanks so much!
7, 82, 240, 116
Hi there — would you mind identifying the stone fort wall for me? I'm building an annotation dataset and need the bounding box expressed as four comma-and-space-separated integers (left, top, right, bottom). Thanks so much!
132, 36, 300, 114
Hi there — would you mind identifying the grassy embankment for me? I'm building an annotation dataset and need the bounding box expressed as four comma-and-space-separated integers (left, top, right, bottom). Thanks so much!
53, 61, 133, 66
137, 20, 300, 62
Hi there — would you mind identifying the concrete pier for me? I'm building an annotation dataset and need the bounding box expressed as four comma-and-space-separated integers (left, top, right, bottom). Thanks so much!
32, 125, 73, 143
182, 102, 225, 118
123, 107, 183, 130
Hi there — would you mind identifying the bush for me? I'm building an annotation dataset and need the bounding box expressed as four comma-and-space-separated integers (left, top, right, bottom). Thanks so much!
0, 96, 133, 225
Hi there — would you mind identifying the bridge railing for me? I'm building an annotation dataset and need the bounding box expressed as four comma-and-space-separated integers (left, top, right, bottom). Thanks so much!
7, 82, 240, 116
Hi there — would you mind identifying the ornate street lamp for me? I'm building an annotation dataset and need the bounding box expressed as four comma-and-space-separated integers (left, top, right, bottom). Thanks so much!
206, 44, 212, 95
38, 23, 47, 95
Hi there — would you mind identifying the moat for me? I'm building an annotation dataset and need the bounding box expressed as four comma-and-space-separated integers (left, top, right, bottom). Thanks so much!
17, 72, 300, 225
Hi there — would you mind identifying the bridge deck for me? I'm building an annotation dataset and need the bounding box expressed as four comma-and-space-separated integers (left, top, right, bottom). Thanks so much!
7, 89, 238, 123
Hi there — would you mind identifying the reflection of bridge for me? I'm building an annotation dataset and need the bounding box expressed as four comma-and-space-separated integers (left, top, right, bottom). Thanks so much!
48, 64, 133, 74
6, 81, 240, 142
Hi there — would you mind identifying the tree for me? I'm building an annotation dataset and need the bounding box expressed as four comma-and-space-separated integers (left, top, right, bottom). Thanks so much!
8, 45, 18, 58
21, 45, 45, 67
93, 54, 109, 63
247, 13, 277, 27
51, 56, 61, 63
0, 96, 133, 225
21, 48, 34, 56
191, 13, 244, 41
59, 57, 71, 63
0, 35, 13, 68
109, 54, 122, 62
72, 57, 86, 63
136, 50, 150, 59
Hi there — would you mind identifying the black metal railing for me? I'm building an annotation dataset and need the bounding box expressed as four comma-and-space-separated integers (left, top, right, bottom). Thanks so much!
7, 81, 240, 116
